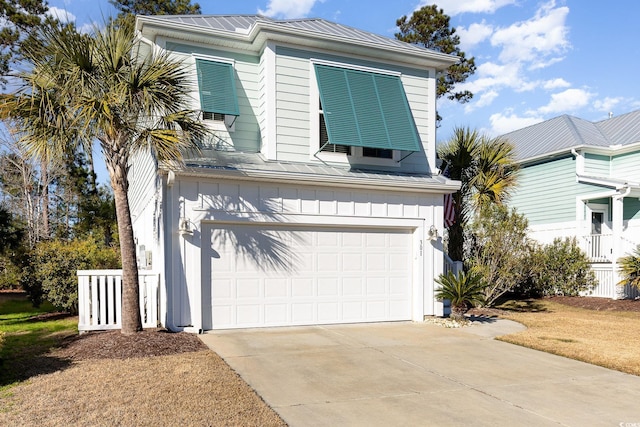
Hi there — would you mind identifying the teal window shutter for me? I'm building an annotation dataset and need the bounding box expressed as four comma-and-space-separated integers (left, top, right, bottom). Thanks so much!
314, 64, 421, 152
196, 59, 239, 116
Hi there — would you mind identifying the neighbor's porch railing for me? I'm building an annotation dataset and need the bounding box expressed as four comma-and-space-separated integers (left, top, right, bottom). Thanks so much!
581, 234, 637, 263
77, 270, 160, 332
583, 264, 640, 300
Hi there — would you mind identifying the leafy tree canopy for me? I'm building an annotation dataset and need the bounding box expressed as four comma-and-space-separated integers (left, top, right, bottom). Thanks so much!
396, 4, 476, 104
109, 0, 201, 17
0, 0, 49, 84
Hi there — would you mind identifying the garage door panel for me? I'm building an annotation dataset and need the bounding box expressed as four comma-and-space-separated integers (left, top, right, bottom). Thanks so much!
237, 305, 261, 324
342, 278, 363, 296
205, 225, 412, 329
264, 279, 288, 298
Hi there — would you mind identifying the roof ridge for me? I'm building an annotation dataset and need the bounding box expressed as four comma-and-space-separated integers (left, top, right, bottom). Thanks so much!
564, 115, 611, 146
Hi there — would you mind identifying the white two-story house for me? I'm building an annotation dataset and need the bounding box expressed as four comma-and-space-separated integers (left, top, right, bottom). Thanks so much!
129, 15, 460, 331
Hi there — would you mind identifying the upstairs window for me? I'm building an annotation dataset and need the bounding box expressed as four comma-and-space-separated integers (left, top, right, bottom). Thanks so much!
319, 99, 351, 155
313, 63, 421, 153
196, 59, 239, 117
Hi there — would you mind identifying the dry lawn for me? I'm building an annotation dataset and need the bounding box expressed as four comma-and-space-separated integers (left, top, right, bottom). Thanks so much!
495, 299, 640, 376
0, 350, 286, 427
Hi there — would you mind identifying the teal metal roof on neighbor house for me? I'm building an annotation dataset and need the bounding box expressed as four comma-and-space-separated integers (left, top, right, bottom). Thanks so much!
502, 109, 640, 162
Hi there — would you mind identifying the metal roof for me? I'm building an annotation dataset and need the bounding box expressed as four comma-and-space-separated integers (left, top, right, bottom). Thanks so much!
501, 109, 640, 162
168, 151, 459, 193
139, 14, 453, 63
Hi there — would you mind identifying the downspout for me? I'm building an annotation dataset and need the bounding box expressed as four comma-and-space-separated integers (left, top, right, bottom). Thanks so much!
615, 185, 632, 200
570, 148, 584, 177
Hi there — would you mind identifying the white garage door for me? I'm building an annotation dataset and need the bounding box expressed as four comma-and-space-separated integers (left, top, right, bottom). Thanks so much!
202, 224, 413, 330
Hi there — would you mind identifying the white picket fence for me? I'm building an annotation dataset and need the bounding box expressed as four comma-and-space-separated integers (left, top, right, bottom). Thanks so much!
585, 264, 640, 300
77, 270, 160, 332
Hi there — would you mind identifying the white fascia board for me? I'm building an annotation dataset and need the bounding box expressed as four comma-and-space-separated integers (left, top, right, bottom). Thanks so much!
136, 16, 458, 70
161, 166, 461, 194
519, 141, 640, 165
577, 174, 640, 189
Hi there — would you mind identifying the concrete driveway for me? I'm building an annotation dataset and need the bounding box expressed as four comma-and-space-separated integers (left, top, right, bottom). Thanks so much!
199, 321, 640, 426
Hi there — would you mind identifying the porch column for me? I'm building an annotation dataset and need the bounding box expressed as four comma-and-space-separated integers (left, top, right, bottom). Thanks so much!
611, 193, 624, 298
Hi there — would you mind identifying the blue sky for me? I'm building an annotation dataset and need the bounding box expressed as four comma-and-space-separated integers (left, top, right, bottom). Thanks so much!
46, 0, 639, 179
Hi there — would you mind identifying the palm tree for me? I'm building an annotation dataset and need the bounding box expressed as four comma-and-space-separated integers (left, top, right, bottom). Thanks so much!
2, 20, 208, 334
618, 245, 640, 289
438, 127, 518, 262
434, 270, 485, 321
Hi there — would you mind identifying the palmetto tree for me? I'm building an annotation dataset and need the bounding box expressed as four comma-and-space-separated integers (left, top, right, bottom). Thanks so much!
439, 127, 518, 262
618, 245, 640, 289
434, 270, 485, 321
2, 20, 208, 334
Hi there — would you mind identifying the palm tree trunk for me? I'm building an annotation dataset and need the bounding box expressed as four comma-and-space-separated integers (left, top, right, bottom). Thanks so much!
110, 163, 142, 334
41, 160, 50, 239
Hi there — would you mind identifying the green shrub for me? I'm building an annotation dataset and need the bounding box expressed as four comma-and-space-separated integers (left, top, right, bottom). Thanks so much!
0, 254, 22, 290
21, 238, 121, 314
529, 237, 596, 297
618, 245, 640, 289
466, 204, 535, 306
435, 270, 486, 320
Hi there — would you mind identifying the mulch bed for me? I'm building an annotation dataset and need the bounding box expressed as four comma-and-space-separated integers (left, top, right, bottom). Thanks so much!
54, 328, 210, 361
469, 295, 640, 318
549, 295, 640, 312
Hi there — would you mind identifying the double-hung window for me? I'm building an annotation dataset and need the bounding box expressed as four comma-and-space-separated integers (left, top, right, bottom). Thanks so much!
313, 63, 421, 161
196, 58, 239, 128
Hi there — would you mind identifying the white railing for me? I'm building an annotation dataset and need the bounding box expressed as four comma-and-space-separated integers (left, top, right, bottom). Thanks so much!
581, 234, 638, 263
77, 270, 160, 332
581, 234, 613, 262
443, 253, 463, 277
583, 264, 640, 300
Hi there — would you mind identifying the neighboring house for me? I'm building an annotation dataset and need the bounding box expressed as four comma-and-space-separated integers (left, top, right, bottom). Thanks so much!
503, 110, 640, 299
129, 15, 460, 332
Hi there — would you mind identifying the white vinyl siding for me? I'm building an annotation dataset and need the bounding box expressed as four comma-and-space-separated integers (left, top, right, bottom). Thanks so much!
166, 42, 261, 153
275, 53, 310, 161
128, 149, 158, 222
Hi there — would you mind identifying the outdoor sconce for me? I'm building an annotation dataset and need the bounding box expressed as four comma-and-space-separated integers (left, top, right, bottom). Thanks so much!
427, 225, 439, 241
178, 217, 193, 237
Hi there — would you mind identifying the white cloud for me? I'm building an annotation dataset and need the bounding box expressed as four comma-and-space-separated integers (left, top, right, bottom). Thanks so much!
258, 0, 320, 19
593, 97, 624, 113
456, 61, 524, 94
490, 112, 544, 135
465, 89, 499, 113
491, 1, 570, 66
47, 6, 76, 23
538, 88, 592, 114
420, 0, 516, 17
542, 78, 570, 90
457, 21, 493, 51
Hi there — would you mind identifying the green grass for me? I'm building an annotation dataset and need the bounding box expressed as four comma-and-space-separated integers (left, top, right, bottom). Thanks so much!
0, 295, 77, 389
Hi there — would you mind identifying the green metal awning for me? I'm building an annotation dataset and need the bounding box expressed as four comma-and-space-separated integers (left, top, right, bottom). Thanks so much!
196, 59, 240, 116
314, 64, 422, 152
